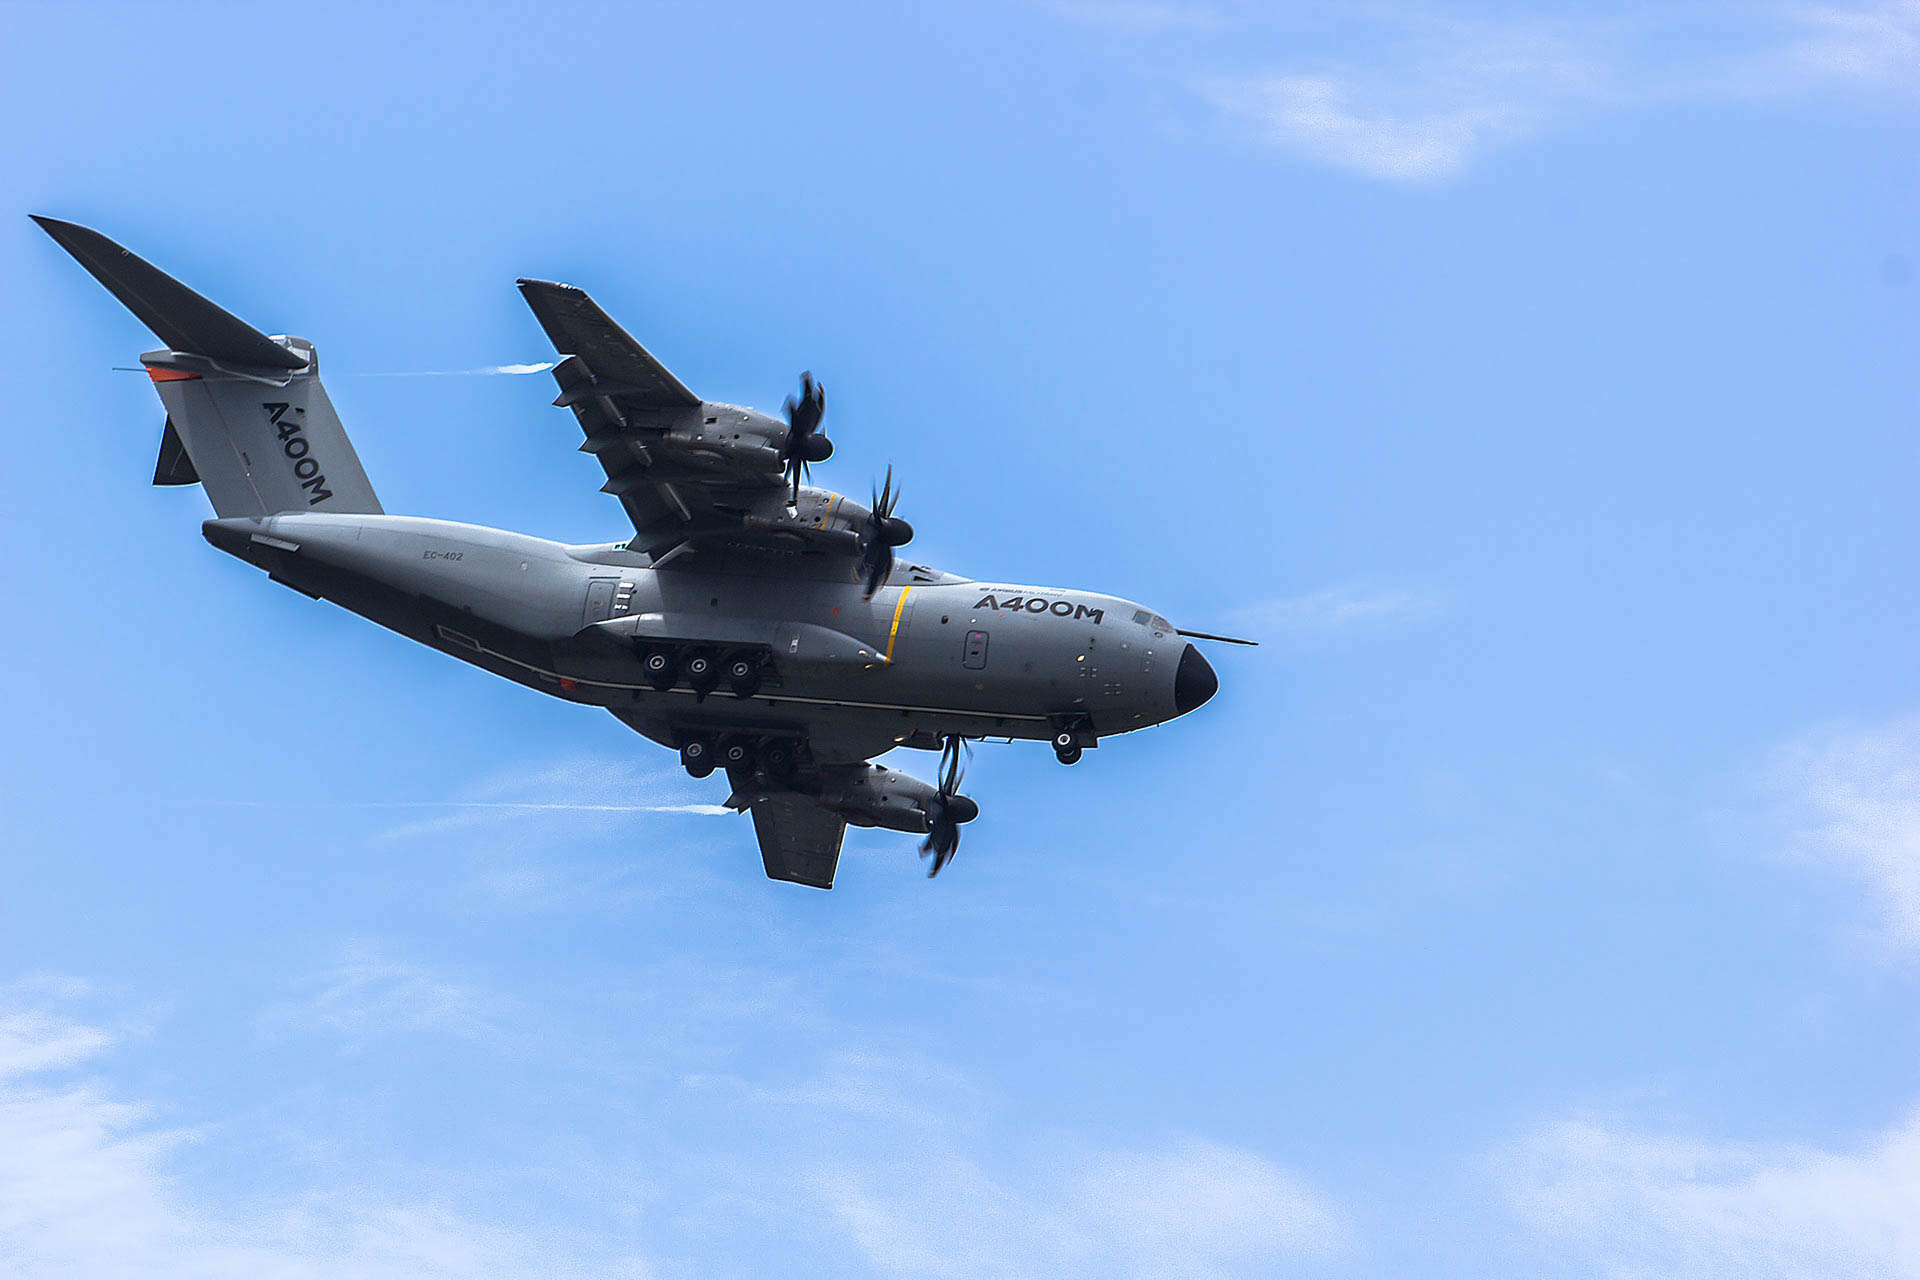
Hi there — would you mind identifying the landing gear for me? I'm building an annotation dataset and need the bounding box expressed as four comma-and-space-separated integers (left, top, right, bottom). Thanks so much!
1052, 730, 1082, 766
1049, 717, 1093, 765
638, 645, 677, 692
634, 643, 775, 700
680, 737, 714, 779
683, 648, 719, 700
685, 733, 800, 782
760, 739, 796, 783
725, 651, 763, 699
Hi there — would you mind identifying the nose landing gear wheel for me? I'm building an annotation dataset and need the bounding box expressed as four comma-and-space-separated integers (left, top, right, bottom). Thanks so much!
680, 738, 714, 779
725, 652, 763, 699
1052, 730, 1082, 765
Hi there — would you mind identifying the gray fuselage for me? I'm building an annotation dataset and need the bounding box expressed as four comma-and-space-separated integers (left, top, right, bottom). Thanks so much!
203, 499, 1216, 765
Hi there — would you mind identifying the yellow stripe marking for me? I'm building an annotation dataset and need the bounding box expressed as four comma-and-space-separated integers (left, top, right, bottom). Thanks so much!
885, 585, 914, 664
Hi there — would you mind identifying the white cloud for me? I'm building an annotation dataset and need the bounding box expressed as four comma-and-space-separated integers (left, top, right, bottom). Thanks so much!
1074, 2, 1920, 179
1770, 715, 1920, 952
1051, 0, 1227, 33
1779, 1, 1920, 87
815, 1138, 1350, 1280
0, 996, 654, 1280
1198, 73, 1524, 181
265, 944, 509, 1044
1, 976, 1347, 1280
1230, 583, 1437, 638
1487, 710, 1920, 1277
1497, 1110, 1920, 1279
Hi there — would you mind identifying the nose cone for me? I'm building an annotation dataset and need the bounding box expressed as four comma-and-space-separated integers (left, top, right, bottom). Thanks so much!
1173, 643, 1218, 715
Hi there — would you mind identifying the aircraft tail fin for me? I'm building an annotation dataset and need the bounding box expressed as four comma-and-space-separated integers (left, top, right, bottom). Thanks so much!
36, 216, 382, 519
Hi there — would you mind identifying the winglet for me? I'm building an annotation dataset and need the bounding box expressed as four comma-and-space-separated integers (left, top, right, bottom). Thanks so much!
32, 215, 306, 370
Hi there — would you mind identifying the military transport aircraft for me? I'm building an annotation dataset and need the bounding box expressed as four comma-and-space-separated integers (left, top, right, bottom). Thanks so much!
36, 216, 1250, 888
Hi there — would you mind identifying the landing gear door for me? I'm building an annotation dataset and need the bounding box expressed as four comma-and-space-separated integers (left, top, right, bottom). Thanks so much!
963, 629, 989, 670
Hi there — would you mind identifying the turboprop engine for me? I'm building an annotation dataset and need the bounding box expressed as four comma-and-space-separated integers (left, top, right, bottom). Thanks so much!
815, 763, 953, 834
815, 744, 978, 877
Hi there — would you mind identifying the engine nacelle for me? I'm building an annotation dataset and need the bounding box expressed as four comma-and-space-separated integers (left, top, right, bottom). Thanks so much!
814, 762, 940, 834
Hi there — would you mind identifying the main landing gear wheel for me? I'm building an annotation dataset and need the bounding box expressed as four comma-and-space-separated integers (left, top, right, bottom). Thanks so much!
1052, 730, 1082, 766
725, 652, 763, 699
684, 649, 719, 700
760, 739, 796, 782
639, 646, 677, 692
680, 737, 714, 779
718, 737, 756, 771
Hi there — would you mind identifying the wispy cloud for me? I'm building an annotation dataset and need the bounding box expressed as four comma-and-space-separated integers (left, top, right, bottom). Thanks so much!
264, 944, 510, 1045
0, 991, 655, 1280
2, 974, 1347, 1280
1495, 1109, 1920, 1279
1485, 711, 1920, 1275
1230, 583, 1437, 639
1767, 715, 1920, 953
816, 1137, 1351, 1279
1051, 0, 1227, 32
1066, 2, 1920, 180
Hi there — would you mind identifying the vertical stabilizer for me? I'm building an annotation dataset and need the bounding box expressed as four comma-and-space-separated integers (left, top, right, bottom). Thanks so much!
36, 216, 382, 518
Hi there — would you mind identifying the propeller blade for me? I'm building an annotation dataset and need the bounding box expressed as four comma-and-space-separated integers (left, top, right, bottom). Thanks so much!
937, 732, 970, 797
781, 372, 829, 506
920, 821, 960, 877
862, 545, 892, 599
860, 465, 895, 598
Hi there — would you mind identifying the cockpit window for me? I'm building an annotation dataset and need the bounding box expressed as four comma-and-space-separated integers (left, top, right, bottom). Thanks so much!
1132, 609, 1152, 625
1152, 615, 1172, 632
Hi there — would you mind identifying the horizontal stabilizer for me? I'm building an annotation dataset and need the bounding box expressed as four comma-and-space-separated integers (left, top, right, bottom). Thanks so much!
152, 418, 199, 486
32, 215, 306, 370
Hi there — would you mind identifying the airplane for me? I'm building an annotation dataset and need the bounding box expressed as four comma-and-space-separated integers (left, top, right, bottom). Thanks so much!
34, 216, 1251, 889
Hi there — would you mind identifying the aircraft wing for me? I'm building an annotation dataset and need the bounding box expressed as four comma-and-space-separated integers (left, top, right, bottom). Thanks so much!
748, 792, 847, 890
518, 279, 700, 409
518, 279, 801, 556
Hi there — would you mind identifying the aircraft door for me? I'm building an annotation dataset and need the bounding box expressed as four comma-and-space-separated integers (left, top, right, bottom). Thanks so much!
963, 629, 989, 669
582, 577, 618, 628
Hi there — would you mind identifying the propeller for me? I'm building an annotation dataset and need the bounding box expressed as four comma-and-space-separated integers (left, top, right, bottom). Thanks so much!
779, 371, 833, 505
920, 734, 978, 878
859, 464, 915, 599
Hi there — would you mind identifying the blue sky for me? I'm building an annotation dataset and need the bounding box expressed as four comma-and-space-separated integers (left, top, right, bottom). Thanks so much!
2, 2, 1916, 1275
